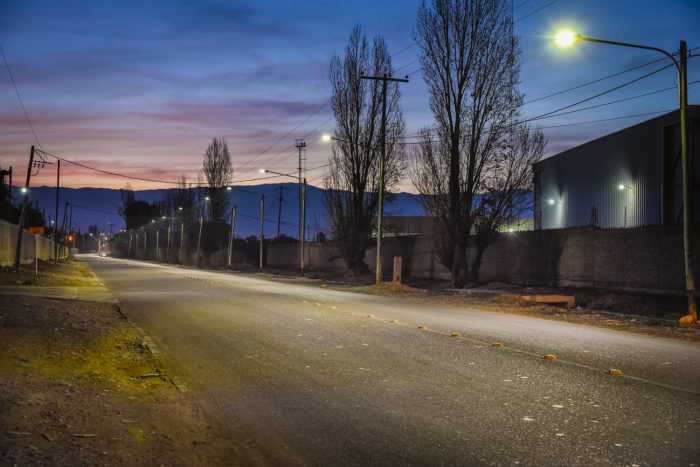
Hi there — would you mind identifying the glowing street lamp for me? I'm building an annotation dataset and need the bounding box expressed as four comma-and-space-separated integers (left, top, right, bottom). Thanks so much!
554, 29, 577, 48
554, 28, 695, 321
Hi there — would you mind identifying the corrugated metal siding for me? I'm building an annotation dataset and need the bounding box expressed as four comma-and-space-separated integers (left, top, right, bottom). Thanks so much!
535, 108, 699, 230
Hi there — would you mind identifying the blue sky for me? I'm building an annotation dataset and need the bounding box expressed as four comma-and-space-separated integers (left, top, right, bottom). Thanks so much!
1, 0, 699, 190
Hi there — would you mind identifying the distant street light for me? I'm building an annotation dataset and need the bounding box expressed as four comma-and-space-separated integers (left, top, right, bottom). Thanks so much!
554, 29, 695, 321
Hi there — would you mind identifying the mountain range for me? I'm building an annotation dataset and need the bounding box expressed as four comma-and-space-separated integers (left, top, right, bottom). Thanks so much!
11, 184, 426, 238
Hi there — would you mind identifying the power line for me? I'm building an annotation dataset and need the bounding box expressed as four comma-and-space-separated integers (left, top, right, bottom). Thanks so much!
235, 100, 329, 172
404, 61, 674, 139
534, 79, 699, 120
402, 109, 677, 144
33, 148, 307, 186
515, 0, 560, 22
1, 45, 41, 148
67, 202, 121, 217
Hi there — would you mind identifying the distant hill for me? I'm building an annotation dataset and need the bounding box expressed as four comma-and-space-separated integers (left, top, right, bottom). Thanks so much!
11, 184, 426, 238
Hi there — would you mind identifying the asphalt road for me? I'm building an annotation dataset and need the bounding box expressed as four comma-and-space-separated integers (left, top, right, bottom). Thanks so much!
85, 256, 700, 466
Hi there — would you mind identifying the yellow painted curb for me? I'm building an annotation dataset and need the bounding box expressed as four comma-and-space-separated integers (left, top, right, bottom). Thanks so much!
608, 369, 623, 376
544, 354, 557, 361
417, 325, 428, 330
390, 319, 399, 324
320, 284, 328, 288
315, 303, 321, 307
367, 314, 374, 318
492, 342, 504, 348
450, 332, 461, 337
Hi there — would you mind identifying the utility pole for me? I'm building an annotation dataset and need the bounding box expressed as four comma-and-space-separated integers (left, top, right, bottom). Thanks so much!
54, 159, 60, 261
14, 146, 35, 272
227, 206, 236, 269
196, 215, 203, 267
259, 194, 265, 269
127, 232, 133, 257
179, 222, 184, 264
296, 140, 306, 241
678, 40, 697, 320
301, 178, 307, 276
166, 225, 171, 263
0, 166, 13, 220
276, 184, 284, 238
360, 73, 409, 285
156, 229, 160, 262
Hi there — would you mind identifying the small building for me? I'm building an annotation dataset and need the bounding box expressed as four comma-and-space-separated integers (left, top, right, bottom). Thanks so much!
533, 106, 700, 229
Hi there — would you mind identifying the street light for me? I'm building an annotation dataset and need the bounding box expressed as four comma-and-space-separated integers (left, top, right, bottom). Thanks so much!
260, 168, 307, 276
554, 29, 696, 321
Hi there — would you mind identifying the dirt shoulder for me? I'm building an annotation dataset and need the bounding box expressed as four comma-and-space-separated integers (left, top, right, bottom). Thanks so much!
247, 269, 700, 343
0, 261, 233, 466
0, 259, 102, 288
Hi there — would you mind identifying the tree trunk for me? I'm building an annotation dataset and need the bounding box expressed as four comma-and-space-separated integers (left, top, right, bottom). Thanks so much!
469, 243, 486, 284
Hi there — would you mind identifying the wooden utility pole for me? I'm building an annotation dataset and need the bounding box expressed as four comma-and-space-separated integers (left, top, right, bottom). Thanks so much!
127, 232, 133, 257
360, 74, 409, 285
14, 146, 35, 272
227, 206, 237, 269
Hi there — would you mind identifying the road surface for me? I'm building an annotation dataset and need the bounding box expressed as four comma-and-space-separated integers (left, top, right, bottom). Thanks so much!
86, 256, 700, 466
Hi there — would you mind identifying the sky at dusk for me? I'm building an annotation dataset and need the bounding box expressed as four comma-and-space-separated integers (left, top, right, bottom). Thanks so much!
1, 0, 699, 191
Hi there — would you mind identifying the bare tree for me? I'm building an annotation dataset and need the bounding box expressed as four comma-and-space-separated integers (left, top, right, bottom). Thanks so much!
202, 137, 234, 220
324, 25, 406, 275
412, 0, 526, 287
162, 175, 196, 224
117, 182, 135, 223
469, 123, 545, 282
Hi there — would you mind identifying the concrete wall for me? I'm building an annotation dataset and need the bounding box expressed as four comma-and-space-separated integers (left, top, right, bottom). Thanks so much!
0, 220, 69, 266
267, 225, 700, 294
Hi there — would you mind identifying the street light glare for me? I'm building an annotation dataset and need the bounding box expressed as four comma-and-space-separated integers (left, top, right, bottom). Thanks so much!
547, 199, 555, 206
321, 134, 332, 142
618, 184, 625, 191
554, 29, 577, 47
259, 169, 267, 173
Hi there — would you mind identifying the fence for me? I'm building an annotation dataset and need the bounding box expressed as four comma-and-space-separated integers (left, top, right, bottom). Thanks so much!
0, 220, 69, 266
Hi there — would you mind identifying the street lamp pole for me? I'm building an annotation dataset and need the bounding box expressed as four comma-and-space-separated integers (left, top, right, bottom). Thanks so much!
556, 32, 695, 321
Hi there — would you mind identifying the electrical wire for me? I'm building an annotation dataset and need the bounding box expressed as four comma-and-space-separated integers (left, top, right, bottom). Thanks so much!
1, 45, 41, 148
515, 0, 559, 22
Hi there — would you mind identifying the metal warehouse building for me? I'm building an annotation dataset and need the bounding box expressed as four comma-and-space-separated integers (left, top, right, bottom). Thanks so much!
533, 106, 700, 230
